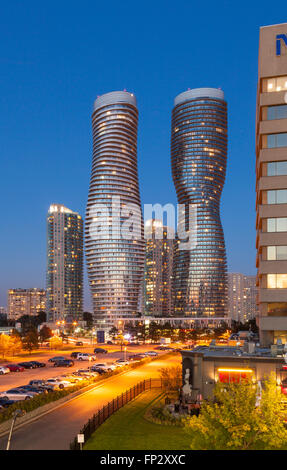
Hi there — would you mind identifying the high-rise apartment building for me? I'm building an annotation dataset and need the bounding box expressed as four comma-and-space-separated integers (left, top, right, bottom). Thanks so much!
228, 273, 244, 322
171, 88, 228, 319
85, 91, 145, 328
144, 219, 174, 317
228, 273, 258, 323
47, 204, 83, 323
243, 275, 258, 323
8, 288, 46, 321
256, 23, 287, 346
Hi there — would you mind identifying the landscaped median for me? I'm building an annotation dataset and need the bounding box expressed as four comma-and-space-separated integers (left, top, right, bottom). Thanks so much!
0, 351, 177, 436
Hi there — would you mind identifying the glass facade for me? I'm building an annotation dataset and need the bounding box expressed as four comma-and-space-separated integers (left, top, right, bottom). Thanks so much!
171, 89, 228, 318
267, 105, 287, 120
266, 189, 287, 204
267, 161, 287, 176
85, 91, 145, 328
267, 133, 287, 148
267, 246, 287, 260
267, 217, 287, 232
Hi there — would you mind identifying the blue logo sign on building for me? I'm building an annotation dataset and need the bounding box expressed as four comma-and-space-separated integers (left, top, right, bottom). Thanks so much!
276, 34, 287, 56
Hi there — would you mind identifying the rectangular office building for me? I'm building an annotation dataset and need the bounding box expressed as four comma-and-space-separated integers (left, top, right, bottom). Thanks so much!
256, 23, 287, 346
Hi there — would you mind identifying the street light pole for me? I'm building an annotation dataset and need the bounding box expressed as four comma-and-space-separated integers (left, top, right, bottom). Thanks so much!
6, 409, 25, 450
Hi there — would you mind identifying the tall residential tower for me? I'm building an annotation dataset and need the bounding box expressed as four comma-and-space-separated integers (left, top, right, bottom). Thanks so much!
47, 204, 83, 323
171, 88, 228, 320
85, 91, 145, 328
144, 219, 174, 317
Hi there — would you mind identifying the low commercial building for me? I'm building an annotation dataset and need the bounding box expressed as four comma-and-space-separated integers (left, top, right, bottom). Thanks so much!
181, 345, 287, 400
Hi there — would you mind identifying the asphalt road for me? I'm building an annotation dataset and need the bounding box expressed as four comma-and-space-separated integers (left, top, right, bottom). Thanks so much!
0, 353, 181, 450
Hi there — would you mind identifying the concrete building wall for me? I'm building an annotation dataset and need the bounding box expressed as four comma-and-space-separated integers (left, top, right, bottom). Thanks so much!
256, 23, 287, 346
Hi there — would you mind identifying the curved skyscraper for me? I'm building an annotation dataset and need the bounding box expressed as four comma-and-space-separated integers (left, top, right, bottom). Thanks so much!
171, 88, 227, 319
85, 91, 145, 328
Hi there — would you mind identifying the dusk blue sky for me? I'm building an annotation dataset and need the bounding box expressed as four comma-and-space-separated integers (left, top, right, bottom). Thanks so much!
0, 0, 284, 310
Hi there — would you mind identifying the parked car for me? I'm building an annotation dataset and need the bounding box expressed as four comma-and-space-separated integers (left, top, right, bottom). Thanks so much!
0, 366, 10, 375
76, 369, 99, 377
92, 362, 112, 371
59, 374, 81, 383
94, 348, 108, 354
0, 397, 16, 408
18, 362, 37, 369
144, 351, 159, 357
48, 356, 67, 363
90, 367, 107, 375
4, 364, 24, 372
115, 359, 130, 366
75, 341, 83, 346
71, 352, 82, 359
128, 354, 145, 361
45, 378, 71, 389
0, 389, 34, 400
28, 380, 54, 392
29, 361, 46, 368
77, 353, 96, 361
15, 386, 43, 396
53, 359, 74, 367
107, 341, 113, 345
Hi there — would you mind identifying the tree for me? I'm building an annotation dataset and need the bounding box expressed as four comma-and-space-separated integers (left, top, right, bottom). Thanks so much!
9, 334, 22, 356
49, 335, 63, 350
184, 374, 287, 450
109, 326, 118, 339
22, 329, 39, 354
159, 366, 182, 394
0, 334, 11, 358
39, 325, 53, 344
83, 312, 93, 329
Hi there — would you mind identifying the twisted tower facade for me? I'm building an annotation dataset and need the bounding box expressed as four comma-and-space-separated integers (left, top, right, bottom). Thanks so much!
85, 91, 145, 328
171, 88, 228, 319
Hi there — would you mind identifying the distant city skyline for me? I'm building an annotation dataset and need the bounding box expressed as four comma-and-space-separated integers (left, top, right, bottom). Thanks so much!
1, 1, 280, 310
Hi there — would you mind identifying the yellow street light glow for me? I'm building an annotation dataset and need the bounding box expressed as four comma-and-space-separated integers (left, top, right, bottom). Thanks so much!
218, 368, 253, 373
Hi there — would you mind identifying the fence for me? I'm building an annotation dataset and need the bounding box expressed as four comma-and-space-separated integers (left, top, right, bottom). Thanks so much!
70, 378, 163, 450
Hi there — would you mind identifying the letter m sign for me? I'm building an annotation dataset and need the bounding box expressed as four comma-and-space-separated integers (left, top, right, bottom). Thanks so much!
276, 34, 287, 56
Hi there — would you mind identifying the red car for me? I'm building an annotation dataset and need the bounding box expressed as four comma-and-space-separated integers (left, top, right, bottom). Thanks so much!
4, 364, 25, 372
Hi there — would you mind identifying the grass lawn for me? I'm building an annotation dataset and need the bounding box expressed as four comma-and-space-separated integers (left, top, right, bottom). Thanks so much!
84, 390, 191, 450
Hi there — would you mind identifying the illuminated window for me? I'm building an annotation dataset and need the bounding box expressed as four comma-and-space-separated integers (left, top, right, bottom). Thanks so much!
264, 76, 287, 93
267, 274, 287, 289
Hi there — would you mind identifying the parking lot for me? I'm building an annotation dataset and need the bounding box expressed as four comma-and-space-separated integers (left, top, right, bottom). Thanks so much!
0, 343, 177, 393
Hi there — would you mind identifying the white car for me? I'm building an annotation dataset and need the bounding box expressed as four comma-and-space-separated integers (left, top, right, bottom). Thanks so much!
91, 363, 113, 371
144, 351, 159, 357
76, 369, 99, 377
77, 353, 96, 361
0, 389, 34, 401
115, 359, 130, 366
0, 366, 10, 375
45, 378, 71, 389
